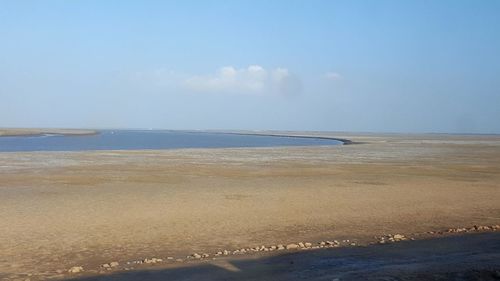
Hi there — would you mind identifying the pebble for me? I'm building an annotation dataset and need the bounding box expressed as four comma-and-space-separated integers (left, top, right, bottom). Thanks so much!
110, 261, 119, 267
143, 258, 162, 264
393, 234, 405, 240
444, 224, 500, 234
286, 243, 299, 250
68, 266, 84, 273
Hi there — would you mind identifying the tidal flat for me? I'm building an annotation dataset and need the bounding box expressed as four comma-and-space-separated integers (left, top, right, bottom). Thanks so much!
1, 133, 499, 280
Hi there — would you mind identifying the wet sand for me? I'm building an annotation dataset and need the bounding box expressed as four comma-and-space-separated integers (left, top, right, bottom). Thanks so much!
1, 133, 500, 280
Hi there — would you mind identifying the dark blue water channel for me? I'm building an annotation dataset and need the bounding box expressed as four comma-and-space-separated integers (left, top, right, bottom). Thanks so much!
0, 130, 343, 152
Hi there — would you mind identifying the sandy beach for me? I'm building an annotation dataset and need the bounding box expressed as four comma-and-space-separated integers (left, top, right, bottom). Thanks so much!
1, 133, 500, 280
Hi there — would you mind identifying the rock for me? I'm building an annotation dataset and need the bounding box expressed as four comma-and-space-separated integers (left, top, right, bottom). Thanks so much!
319, 241, 326, 246
167, 257, 174, 260
202, 253, 210, 258
110, 261, 119, 267
101, 264, 110, 268
277, 244, 285, 250
192, 253, 202, 259
304, 242, 312, 247
286, 243, 299, 250
270, 245, 277, 250
68, 266, 84, 273
298, 242, 305, 248
393, 234, 405, 240
175, 259, 183, 262
223, 250, 230, 255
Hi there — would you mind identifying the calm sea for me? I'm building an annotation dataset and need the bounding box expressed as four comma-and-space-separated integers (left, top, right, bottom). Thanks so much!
0, 130, 342, 152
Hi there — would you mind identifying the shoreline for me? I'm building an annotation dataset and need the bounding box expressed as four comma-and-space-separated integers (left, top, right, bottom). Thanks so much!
206, 131, 356, 145
0, 128, 99, 137
0, 128, 352, 145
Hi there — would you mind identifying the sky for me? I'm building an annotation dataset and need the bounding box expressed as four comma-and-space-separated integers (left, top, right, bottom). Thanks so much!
1, 0, 499, 133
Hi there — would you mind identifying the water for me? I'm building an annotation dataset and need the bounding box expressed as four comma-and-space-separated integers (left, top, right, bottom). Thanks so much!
0, 130, 342, 152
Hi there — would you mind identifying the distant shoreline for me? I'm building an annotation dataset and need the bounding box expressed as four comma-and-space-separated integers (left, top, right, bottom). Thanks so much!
0, 129, 354, 147
217, 132, 355, 145
0, 128, 99, 137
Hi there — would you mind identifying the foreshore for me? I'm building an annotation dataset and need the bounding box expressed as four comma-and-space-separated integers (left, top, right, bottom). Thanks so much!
1, 132, 499, 280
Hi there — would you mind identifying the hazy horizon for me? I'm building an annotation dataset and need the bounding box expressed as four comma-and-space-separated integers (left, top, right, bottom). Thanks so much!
1, 1, 500, 134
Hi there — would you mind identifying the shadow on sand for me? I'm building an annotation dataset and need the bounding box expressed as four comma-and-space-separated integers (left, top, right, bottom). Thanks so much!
63, 233, 500, 281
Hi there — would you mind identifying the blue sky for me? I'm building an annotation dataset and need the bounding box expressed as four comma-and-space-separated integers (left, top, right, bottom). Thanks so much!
1, 1, 499, 133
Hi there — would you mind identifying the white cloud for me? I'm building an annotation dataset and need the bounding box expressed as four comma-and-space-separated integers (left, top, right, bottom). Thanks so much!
183, 65, 301, 95
324, 72, 342, 81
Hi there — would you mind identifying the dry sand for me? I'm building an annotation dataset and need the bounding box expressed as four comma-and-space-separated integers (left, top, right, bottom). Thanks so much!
1, 133, 500, 280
